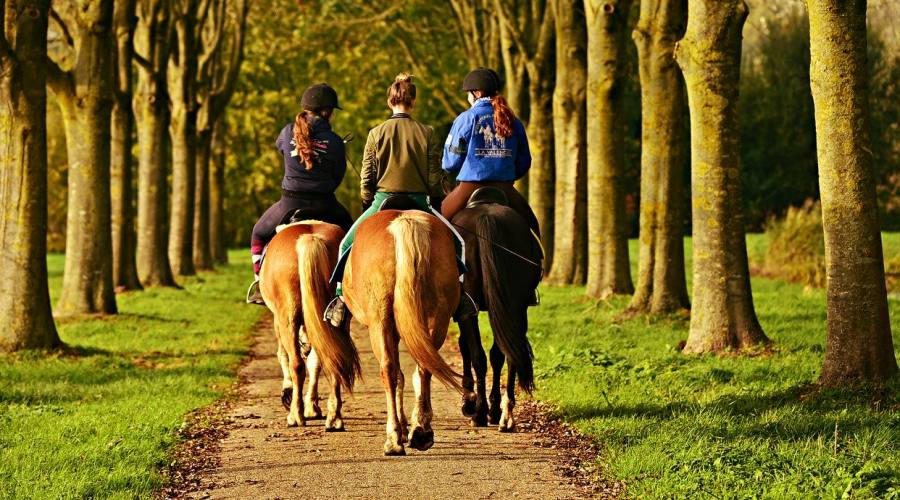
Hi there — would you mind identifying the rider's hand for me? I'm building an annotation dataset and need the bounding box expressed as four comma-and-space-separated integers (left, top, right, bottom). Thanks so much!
362, 199, 372, 212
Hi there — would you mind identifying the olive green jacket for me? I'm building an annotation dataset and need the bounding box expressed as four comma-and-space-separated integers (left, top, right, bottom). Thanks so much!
360, 114, 445, 204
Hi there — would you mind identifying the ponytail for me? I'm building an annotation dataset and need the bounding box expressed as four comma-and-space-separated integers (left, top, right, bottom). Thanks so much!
293, 111, 315, 169
387, 72, 417, 107
491, 94, 516, 139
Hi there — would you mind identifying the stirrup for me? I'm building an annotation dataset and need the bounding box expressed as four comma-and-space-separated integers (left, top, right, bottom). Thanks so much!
246, 280, 265, 305
323, 296, 347, 328
529, 289, 540, 307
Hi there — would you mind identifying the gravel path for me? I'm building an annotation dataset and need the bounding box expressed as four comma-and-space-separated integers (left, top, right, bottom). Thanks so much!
188, 315, 588, 499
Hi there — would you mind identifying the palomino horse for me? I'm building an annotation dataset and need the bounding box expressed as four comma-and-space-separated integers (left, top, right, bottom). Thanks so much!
260, 222, 361, 430
452, 200, 542, 431
343, 208, 464, 455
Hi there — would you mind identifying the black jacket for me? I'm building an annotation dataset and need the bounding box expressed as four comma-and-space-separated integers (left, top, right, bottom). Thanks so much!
275, 116, 346, 194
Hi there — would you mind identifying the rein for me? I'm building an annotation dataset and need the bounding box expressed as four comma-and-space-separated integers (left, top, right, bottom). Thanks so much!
450, 222, 543, 269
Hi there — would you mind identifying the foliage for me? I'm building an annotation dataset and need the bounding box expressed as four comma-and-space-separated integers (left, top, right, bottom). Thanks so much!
762, 199, 826, 288
0, 251, 260, 498
523, 236, 900, 498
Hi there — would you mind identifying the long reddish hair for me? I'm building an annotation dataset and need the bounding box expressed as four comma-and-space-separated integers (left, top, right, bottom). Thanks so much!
490, 94, 516, 139
292, 111, 315, 169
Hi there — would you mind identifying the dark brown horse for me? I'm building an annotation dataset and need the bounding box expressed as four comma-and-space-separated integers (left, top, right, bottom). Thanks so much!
453, 202, 542, 431
260, 222, 361, 430
343, 209, 464, 455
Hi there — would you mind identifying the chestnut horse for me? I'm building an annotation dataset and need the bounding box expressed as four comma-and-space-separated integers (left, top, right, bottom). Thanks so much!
260, 222, 361, 430
343, 210, 464, 455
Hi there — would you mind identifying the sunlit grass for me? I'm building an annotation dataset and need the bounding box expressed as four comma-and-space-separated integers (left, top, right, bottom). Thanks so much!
523, 234, 900, 498
0, 251, 262, 499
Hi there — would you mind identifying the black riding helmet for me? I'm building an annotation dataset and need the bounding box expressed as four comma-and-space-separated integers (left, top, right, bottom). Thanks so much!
301, 83, 342, 111
461, 67, 502, 96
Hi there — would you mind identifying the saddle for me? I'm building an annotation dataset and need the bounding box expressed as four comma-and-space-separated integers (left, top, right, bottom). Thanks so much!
466, 187, 508, 209
275, 208, 327, 233
379, 194, 425, 211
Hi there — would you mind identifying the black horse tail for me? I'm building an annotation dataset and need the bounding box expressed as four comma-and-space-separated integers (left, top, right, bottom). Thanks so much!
476, 212, 535, 393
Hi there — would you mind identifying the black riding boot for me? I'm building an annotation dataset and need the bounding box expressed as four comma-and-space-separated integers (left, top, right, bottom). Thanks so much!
246, 280, 265, 306
453, 286, 479, 322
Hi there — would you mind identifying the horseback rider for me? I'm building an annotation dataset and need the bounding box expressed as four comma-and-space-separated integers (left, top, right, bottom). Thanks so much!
441, 68, 540, 237
246, 83, 353, 305
323, 73, 478, 326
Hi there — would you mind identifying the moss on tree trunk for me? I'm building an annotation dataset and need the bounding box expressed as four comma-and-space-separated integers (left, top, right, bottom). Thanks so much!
0, 0, 61, 351
584, 0, 634, 298
547, 0, 588, 285
629, 0, 690, 313
807, 0, 898, 385
674, 0, 767, 353
52, 0, 118, 315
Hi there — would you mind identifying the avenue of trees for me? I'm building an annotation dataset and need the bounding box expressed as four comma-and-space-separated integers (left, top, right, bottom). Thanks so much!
2, 0, 897, 387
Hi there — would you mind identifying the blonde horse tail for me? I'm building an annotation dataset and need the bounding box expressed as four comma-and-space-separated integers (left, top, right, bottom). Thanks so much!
297, 233, 361, 392
389, 214, 464, 394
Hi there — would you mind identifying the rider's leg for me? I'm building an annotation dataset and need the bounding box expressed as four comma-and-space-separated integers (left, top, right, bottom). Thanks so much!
428, 198, 477, 322
439, 181, 480, 222
247, 198, 293, 304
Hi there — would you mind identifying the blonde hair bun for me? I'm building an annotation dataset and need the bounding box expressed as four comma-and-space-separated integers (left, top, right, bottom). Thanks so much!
394, 72, 414, 83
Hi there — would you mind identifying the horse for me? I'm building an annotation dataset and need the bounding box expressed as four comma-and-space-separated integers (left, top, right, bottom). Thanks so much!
259, 221, 361, 431
452, 195, 542, 431
342, 206, 464, 455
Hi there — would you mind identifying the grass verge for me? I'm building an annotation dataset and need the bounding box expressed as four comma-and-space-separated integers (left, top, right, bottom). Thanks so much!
525, 234, 900, 498
0, 251, 261, 499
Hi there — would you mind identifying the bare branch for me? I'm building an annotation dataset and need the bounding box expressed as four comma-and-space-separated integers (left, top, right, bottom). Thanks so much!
45, 55, 74, 96
49, 6, 74, 47
133, 50, 152, 70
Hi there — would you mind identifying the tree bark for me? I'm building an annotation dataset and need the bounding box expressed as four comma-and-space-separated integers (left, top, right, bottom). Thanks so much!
209, 116, 228, 264
547, 0, 588, 285
167, 0, 204, 276
111, 0, 142, 291
584, 0, 634, 298
674, 0, 767, 353
497, 1, 530, 196
807, 0, 898, 385
51, 0, 118, 315
628, 0, 689, 313
193, 126, 213, 270
134, 0, 177, 287
0, 0, 61, 351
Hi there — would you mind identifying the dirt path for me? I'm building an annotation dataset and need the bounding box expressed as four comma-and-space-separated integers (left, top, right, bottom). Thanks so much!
186, 315, 592, 499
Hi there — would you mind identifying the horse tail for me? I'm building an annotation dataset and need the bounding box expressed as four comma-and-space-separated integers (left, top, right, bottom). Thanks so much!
389, 214, 464, 394
297, 233, 361, 392
477, 212, 534, 393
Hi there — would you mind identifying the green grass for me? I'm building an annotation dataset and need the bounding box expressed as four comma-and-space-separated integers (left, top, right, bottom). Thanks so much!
0, 251, 261, 499
522, 234, 900, 498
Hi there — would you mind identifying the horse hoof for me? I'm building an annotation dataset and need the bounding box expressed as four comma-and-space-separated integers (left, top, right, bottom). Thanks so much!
498, 422, 516, 433
488, 409, 501, 425
409, 428, 434, 451
281, 389, 292, 411
325, 416, 345, 432
304, 403, 324, 420
462, 399, 477, 417
471, 414, 488, 427
384, 441, 406, 456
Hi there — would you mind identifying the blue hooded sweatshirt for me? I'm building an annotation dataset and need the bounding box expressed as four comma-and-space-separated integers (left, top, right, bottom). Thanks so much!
442, 97, 531, 182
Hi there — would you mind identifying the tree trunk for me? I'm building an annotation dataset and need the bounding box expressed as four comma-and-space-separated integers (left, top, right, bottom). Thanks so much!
584, 0, 634, 298
193, 127, 213, 270
628, 0, 689, 313
547, 0, 588, 285
134, 0, 177, 287
53, 0, 118, 315
111, 0, 141, 291
674, 0, 767, 353
807, 0, 898, 385
527, 76, 555, 271
0, 0, 60, 351
498, 7, 530, 196
209, 117, 228, 264
167, 3, 202, 276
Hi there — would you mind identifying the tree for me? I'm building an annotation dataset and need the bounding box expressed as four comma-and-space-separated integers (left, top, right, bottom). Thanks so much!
495, 0, 556, 268
111, 0, 142, 291
134, 0, 177, 287
450, 0, 502, 70
584, 0, 634, 298
48, 0, 118, 315
806, 0, 897, 385
495, 0, 529, 195
546, 0, 587, 285
208, 115, 228, 264
628, 0, 689, 313
0, 0, 61, 350
194, 0, 247, 270
674, 0, 768, 353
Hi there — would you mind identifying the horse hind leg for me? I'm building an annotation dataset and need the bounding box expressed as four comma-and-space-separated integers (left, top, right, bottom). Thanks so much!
498, 363, 517, 433
279, 315, 306, 427
277, 342, 292, 411
371, 321, 405, 455
303, 345, 324, 419
396, 369, 408, 443
457, 318, 478, 418
488, 343, 504, 425
408, 365, 435, 451
325, 375, 344, 432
